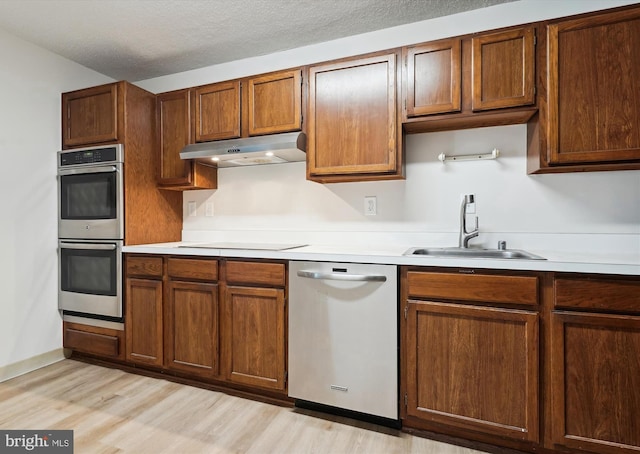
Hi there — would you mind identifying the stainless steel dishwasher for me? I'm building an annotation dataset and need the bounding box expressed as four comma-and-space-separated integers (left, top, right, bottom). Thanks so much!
288, 261, 398, 422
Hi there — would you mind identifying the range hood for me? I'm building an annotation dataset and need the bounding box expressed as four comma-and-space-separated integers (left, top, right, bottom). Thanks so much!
180, 131, 306, 167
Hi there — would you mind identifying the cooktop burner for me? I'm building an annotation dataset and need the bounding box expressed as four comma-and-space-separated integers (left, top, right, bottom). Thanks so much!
179, 242, 307, 251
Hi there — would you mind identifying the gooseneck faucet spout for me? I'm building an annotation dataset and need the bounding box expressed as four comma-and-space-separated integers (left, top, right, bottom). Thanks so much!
459, 194, 479, 248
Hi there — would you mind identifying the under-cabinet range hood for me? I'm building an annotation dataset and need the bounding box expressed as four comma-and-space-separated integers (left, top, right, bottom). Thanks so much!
180, 131, 306, 167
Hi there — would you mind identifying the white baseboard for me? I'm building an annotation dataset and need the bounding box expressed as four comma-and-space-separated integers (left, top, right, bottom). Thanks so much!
0, 349, 65, 382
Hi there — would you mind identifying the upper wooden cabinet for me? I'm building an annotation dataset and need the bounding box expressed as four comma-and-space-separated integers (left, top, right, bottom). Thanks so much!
246, 69, 302, 136
62, 82, 119, 147
156, 89, 217, 190
193, 69, 303, 143
403, 26, 537, 133
307, 52, 403, 183
529, 6, 640, 173
194, 80, 241, 142
471, 27, 536, 111
405, 38, 461, 117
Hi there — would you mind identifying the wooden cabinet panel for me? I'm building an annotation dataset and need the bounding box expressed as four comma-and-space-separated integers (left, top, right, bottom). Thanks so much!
167, 257, 218, 281
308, 52, 402, 182
405, 39, 461, 116
63, 322, 124, 360
551, 311, 640, 453
62, 83, 119, 147
405, 300, 539, 442
546, 8, 640, 166
555, 276, 640, 313
125, 278, 163, 366
157, 90, 217, 190
223, 286, 286, 390
225, 261, 285, 287
472, 27, 535, 111
126, 255, 163, 278
407, 271, 539, 306
248, 70, 302, 136
194, 81, 241, 142
166, 281, 219, 377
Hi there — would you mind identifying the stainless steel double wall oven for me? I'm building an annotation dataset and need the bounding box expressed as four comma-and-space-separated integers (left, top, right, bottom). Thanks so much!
58, 144, 124, 322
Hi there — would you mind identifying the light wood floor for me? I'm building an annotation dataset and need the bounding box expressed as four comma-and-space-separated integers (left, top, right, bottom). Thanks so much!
0, 360, 487, 454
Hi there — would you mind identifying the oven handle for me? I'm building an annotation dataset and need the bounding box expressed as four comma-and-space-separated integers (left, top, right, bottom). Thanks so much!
296, 270, 387, 282
59, 242, 117, 251
58, 165, 118, 176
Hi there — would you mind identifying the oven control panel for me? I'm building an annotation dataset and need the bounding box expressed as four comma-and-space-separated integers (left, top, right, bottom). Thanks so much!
59, 145, 121, 167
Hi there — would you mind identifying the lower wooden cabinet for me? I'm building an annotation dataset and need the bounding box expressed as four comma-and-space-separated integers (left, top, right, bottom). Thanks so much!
125, 277, 164, 366
401, 268, 541, 447
165, 280, 219, 377
551, 311, 640, 454
222, 285, 286, 390
405, 300, 539, 442
63, 322, 124, 360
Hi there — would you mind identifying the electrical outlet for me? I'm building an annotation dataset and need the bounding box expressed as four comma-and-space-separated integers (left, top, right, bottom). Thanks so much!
205, 202, 214, 217
364, 196, 377, 216
188, 201, 197, 217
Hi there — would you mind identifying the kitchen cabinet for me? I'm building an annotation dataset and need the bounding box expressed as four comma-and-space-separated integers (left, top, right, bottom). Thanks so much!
63, 322, 124, 361
221, 260, 287, 391
550, 275, 640, 454
403, 26, 537, 133
156, 89, 217, 190
401, 268, 540, 446
194, 68, 303, 143
62, 82, 119, 147
61, 81, 182, 245
125, 255, 164, 367
165, 257, 220, 377
528, 6, 640, 173
307, 51, 403, 182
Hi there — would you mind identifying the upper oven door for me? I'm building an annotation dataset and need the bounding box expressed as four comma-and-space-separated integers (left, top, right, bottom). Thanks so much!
58, 163, 124, 239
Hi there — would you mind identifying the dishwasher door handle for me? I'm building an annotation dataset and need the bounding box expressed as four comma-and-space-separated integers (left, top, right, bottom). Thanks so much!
296, 270, 387, 282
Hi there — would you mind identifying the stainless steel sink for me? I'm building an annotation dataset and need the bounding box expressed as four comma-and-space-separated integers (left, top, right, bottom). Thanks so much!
404, 247, 546, 260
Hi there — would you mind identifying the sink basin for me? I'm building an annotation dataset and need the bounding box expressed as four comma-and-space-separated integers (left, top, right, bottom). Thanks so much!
404, 247, 546, 260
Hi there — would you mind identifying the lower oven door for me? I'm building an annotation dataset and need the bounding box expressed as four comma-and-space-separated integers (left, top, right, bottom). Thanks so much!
58, 239, 123, 320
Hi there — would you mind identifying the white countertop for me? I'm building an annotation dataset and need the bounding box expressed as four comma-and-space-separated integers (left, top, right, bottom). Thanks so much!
122, 241, 640, 276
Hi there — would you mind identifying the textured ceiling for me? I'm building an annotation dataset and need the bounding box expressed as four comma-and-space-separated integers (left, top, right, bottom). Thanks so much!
0, 0, 516, 81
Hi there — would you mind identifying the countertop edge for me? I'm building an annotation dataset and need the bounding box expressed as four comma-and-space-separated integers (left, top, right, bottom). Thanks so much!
122, 244, 640, 276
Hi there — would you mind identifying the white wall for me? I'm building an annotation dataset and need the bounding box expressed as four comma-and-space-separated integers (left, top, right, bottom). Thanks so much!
0, 28, 113, 375
135, 0, 640, 255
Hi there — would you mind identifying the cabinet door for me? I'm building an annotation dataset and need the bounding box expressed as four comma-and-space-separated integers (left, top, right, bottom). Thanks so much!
194, 81, 241, 142
125, 278, 163, 366
551, 311, 640, 454
547, 8, 640, 165
223, 286, 286, 390
165, 281, 219, 377
157, 90, 217, 190
247, 69, 302, 136
405, 39, 461, 116
405, 300, 539, 442
308, 53, 401, 181
472, 27, 535, 111
62, 83, 119, 147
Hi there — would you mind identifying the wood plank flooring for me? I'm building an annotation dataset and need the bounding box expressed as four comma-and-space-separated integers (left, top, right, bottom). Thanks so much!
0, 360, 486, 454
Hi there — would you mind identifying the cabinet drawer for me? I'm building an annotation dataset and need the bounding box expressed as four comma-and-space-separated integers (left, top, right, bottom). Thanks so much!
407, 271, 538, 306
555, 276, 640, 313
168, 257, 218, 281
63, 322, 123, 359
126, 255, 163, 278
225, 261, 285, 287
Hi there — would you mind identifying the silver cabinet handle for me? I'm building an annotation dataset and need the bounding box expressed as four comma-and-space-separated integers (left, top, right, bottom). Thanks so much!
60, 242, 117, 251
58, 165, 118, 176
297, 270, 386, 282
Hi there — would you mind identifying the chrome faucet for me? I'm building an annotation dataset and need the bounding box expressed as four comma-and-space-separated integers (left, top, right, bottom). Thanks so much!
459, 194, 479, 248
